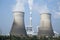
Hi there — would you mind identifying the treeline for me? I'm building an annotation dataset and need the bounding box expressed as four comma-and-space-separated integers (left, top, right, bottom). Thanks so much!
0, 35, 10, 40
0, 35, 60, 40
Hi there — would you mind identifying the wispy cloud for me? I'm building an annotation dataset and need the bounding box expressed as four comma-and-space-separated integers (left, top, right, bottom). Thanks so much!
33, 3, 49, 14
28, 0, 33, 6
54, 12, 60, 19
28, 0, 33, 10
38, 4, 49, 13
12, 0, 25, 12
54, 31, 59, 34
57, 2, 60, 10
53, 2, 60, 19
52, 10, 60, 19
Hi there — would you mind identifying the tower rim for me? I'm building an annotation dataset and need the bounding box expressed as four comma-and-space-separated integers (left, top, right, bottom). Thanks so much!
40, 13, 51, 15
12, 11, 24, 13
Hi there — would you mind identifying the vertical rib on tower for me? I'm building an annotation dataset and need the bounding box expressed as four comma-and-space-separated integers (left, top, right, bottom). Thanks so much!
38, 13, 54, 37
10, 11, 27, 37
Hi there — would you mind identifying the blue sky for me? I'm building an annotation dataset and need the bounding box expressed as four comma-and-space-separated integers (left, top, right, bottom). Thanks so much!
0, 0, 60, 35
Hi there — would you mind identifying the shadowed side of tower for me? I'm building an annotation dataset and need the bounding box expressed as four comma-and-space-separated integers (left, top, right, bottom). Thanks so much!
10, 11, 27, 37
38, 13, 54, 37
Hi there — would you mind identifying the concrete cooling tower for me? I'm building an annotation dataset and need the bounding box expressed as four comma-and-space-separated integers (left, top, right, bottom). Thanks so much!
38, 13, 54, 37
10, 11, 27, 37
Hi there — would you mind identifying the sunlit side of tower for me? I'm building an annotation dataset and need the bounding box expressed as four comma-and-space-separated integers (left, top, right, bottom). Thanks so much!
10, 0, 27, 37
38, 13, 54, 37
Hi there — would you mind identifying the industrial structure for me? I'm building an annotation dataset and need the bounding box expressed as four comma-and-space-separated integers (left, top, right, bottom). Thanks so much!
26, 0, 33, 37
28, 0, 33, 28
38, 13, 54, 37
26, 26, 32, 37
10, 0, 27, 37
10, 11, 27, 37
10, 0, 55, 37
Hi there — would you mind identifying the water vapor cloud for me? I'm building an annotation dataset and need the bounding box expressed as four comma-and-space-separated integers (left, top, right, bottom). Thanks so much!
13, 0, 25, 12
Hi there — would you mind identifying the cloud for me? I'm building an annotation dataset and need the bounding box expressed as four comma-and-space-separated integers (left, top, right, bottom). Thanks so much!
33, 3, 49, 14
28, 0, 33, 10
51, 10, 60, 19
39, 4, 49, 13
53, 1, 60, 19
57, 2, 60, 10
28, 0, 33, 6
12, 0, 26, 12
52, 10, 60, 19
54, 31, 59, 35
54, 12, 60, 19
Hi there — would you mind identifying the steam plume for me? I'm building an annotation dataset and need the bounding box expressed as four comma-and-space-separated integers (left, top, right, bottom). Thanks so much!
39, 4, 49, 13
28, 0, 33, 10
13, 0, 24, 12
33, 4, 49, 14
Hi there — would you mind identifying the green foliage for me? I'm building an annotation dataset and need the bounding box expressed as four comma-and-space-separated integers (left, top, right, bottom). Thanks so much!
0, 35, 60, 40
40, 36, 48, 40
0, 35, 10, 40
31, 36, 39, 40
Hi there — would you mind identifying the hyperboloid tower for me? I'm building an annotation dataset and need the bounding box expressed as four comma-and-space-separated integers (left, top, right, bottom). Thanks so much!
38, 13, 54, 37
10, 0, 27, 37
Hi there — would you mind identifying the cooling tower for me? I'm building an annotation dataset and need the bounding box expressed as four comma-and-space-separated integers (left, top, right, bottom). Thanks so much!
10, 11, 27, 37
38, 13, 54, 37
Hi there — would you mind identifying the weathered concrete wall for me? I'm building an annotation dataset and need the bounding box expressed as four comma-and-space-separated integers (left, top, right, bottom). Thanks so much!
10, 11, 27, 37
38, 13, 54, 37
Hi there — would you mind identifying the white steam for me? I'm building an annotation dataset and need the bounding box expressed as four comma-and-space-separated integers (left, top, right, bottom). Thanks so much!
28, 0, 33, 27
28, 0, 33, 10
39, 4, 49, 13
13, 0, 24, 12
33, 4, 49, 14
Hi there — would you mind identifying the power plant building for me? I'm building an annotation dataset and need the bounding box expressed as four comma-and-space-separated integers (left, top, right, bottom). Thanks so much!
26, 26, 32, 37
10, 11, 27, 37
10, 0, 27, 37
38, 13, 54, 37
10, 0, 54, 37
